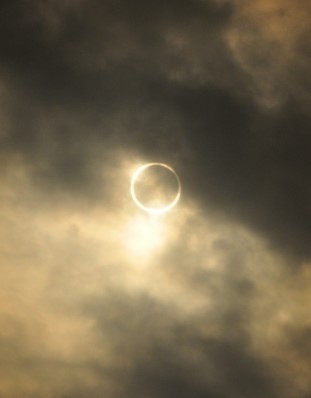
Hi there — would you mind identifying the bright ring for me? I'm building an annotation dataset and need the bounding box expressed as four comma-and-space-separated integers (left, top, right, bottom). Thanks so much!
130, 163, 181, 214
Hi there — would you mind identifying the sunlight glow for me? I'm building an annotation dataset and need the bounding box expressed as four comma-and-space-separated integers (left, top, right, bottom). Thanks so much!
124, 215, 166, 258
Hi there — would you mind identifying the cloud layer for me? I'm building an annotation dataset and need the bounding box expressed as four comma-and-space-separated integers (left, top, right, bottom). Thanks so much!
0, 1, 311, 397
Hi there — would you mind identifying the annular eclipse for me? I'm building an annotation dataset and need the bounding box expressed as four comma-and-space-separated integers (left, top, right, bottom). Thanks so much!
130, 163, 181, 215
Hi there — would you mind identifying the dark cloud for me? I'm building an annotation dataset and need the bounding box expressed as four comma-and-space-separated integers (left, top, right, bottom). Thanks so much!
176, 88, 311, 263
125, 339, 276, 398
63, 286, 277, 398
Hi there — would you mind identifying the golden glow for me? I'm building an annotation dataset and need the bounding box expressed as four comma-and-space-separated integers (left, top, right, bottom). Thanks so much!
123, 215, 166, 259
130, 163, 181, 215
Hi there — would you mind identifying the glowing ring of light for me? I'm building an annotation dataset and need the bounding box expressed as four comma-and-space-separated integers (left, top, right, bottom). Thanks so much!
131, 163, 181, 214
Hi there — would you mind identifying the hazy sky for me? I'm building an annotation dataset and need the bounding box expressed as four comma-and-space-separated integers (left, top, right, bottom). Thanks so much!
0, 1, 311, 397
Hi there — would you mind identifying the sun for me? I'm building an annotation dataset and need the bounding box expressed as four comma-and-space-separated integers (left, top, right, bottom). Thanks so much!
130, 163, 181, 215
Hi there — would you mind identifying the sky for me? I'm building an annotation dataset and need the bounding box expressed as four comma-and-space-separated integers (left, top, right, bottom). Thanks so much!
0, 0, 311, 397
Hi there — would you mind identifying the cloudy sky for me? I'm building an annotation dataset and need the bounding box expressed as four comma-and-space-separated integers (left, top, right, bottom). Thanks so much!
0, 1, 311, 397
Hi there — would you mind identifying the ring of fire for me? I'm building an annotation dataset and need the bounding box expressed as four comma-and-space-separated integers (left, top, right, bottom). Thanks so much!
130, 163, 181, 215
